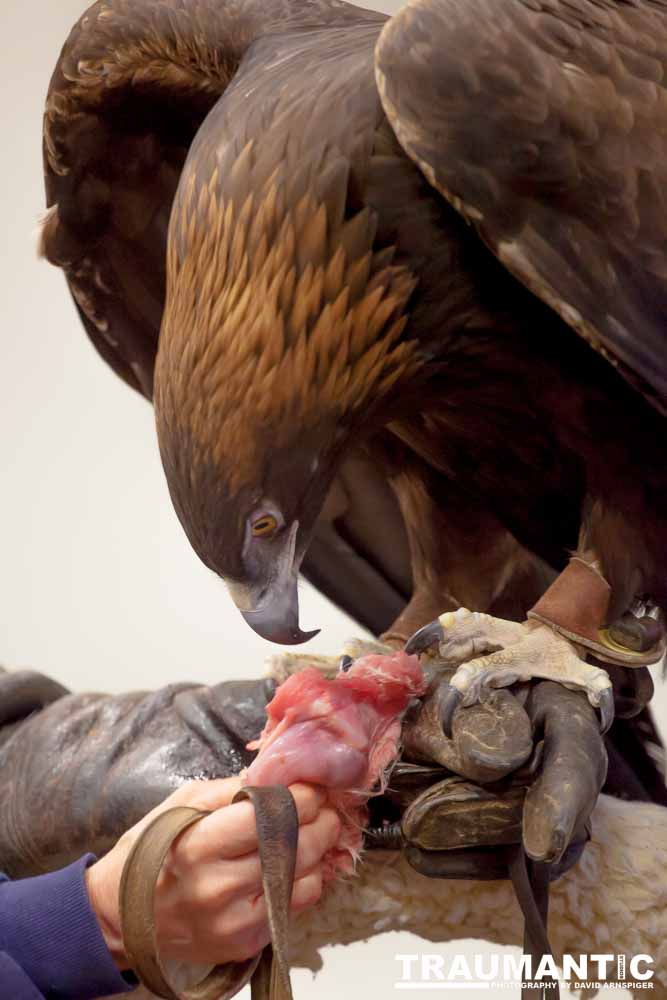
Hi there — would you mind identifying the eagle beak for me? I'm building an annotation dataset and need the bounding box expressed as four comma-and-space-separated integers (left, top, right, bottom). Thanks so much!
229, 523, 320, 645
240, 576, 320, 645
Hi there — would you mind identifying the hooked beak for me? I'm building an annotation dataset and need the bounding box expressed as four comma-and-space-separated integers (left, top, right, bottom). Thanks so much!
229, 522, 320, 645
240, 575, 320, 645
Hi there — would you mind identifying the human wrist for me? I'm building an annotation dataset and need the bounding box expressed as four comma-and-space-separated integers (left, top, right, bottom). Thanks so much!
85, 856, 130, 970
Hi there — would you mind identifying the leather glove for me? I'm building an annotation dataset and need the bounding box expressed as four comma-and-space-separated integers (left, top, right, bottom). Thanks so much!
0, 671, 276, 877
385, 676, 607, 875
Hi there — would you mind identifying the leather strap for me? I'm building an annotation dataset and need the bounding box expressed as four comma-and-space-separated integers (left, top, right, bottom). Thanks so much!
404, 841, 559, 998
528, 558, 665, 666
233, 787, 299, 1000
118, 805, 261, 1000
508, 849, 558, 1000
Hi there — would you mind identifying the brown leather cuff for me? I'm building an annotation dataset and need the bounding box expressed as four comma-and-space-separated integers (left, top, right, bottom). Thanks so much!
528, 558, 664, 667
529, 558, 610, 645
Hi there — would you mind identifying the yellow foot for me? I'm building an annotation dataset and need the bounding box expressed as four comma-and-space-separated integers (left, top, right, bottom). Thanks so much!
406, 609, 613, 735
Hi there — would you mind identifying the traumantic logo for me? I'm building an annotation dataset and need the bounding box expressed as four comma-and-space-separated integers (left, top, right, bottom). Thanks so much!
394, 952, 655, 990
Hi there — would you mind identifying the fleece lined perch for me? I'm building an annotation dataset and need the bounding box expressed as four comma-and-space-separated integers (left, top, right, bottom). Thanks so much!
287, 793, 667, 997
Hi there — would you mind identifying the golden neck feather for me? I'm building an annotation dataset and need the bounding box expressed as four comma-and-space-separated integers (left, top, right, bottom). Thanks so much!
156, 146, 420, 493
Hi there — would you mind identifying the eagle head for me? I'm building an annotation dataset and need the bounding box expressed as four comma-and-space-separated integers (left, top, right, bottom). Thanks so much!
154, 157, 418, 645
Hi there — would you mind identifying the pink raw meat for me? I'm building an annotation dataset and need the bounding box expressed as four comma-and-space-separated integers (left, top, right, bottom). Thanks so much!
245, 650, 425, 877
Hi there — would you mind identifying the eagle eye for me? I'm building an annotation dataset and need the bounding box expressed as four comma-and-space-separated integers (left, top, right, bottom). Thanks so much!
251, 513, 279, 539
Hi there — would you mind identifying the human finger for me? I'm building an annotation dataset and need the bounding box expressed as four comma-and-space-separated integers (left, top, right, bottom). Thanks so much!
293, 808, 340, 877
191, 869, 325, 964
171, 806, 340, 908
226, 869, 325, 929
290, 869, 324, 911
169, 783, 326, 868
166, 776, 245, 811
161, 869, 325, 965
218, 806, 338, 892
118, 777, 245, 845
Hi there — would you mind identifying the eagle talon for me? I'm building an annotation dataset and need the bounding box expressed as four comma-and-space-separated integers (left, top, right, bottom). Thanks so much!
405, 620, 445, 656
438, 682, 463, 739
405, 608, 614, 739
339, 654, 354, 673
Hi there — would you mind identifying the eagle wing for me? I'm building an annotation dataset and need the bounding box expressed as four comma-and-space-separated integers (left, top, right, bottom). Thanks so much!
42, 0, 409, 636
42, 0, 386, 397
375, 0, 667, 414
43, 0, 234, 396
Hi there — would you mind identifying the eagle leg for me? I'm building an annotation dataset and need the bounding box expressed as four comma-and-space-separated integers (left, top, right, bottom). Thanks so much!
406, 609, 614, 737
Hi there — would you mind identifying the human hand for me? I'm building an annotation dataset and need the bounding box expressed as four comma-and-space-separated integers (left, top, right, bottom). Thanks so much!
85, 777, 340, 969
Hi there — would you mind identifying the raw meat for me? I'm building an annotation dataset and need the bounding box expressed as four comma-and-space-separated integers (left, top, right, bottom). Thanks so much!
245, 650, 425, 876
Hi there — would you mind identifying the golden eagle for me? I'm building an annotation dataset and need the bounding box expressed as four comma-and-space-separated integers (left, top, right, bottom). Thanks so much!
42, 0, 667, 737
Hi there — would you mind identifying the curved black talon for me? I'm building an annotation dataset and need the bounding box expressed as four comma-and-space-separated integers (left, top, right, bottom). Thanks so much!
438, 682, 463, 739
597, 688, 615, 735
405, 619, 444, 656
339, 654, 354, 673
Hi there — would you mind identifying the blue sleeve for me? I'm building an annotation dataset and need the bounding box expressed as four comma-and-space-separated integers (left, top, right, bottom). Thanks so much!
0, 856, 136, 999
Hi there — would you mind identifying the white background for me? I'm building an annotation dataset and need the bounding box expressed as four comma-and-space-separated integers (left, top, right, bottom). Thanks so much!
1, 1, 663, 996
